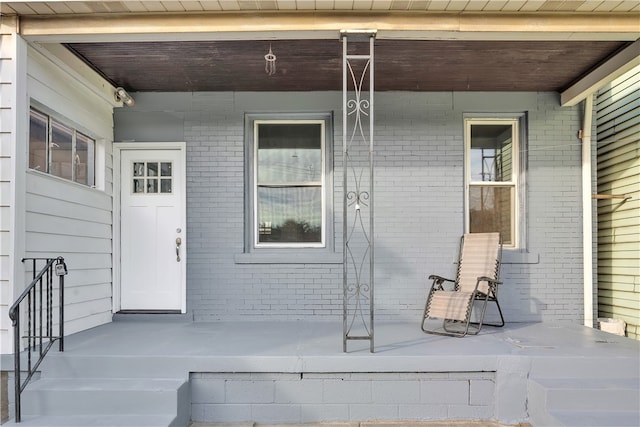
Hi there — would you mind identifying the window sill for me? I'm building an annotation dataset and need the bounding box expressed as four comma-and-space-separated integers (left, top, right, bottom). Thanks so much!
234, 251, 342, 264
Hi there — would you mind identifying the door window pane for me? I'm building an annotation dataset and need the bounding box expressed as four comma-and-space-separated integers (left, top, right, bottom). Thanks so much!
147, 179, 158, 193
134, 162, 144, 176
161, 179, 172, 193
161, 162, 172, 176
147, 162, 158, 176
133, 179, 145, 193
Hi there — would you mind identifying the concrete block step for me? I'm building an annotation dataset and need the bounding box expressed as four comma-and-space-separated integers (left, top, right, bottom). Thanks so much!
529, 356, 640, 379
548, 410, 640, 427
530, 377, 639, 411
39, 354, 186, 379
3, 414, 180, 427
21, 378, 189, 417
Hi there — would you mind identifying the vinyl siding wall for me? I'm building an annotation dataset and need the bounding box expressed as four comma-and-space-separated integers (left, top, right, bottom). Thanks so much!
596, 65, 640, 340
22, 46, 115, 338
115, 91, 585, 324
0, 16, 21, 354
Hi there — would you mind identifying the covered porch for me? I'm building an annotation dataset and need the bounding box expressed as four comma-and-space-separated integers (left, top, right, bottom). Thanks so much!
4, 318, 640, 426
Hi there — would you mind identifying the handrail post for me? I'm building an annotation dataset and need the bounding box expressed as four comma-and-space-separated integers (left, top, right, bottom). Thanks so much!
58, 258, 65, 352
13, 309, 21, 422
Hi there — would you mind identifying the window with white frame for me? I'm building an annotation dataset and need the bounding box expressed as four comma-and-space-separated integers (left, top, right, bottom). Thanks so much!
247, 114, 332, 250
465, 118, 519, 247
29, 108, 95, 186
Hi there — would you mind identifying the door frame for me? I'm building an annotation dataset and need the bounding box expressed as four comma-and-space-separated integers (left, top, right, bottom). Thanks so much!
113, 142, 187, 313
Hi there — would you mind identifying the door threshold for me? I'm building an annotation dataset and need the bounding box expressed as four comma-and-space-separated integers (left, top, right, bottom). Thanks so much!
117, 310, 182, 314
114, 310, 192, 322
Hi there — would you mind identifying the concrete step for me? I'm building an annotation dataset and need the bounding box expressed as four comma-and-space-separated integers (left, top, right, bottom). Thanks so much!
529, 356, 640, 379
547, 410, 640, 427
531, 377, 639, 411
528, 377, 640, 427
3, 414, 181, 427
39, 354, 186, 379
21, 378, 189, 418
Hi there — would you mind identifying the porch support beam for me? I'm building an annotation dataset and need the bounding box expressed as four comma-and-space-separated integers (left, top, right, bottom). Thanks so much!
18, 12, 640, 42
342, 31, 375, 354
561, 39, 640, 107
581, 94, 595, 329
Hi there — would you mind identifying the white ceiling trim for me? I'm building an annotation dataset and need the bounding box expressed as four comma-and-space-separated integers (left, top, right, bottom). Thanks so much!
16, 11, 640, 43
561, 39, 640, 106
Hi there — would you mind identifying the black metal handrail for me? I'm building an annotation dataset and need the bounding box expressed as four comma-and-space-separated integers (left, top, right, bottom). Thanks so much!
8, 257, 67, 423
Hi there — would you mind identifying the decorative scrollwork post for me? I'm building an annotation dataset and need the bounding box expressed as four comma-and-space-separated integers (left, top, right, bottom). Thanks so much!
342, 31, 375, 353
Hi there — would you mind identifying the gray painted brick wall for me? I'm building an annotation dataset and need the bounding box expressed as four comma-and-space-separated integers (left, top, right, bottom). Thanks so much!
115, 91, 585, 324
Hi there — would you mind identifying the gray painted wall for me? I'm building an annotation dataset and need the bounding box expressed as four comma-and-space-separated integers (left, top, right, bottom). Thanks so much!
115, 91, 585, 324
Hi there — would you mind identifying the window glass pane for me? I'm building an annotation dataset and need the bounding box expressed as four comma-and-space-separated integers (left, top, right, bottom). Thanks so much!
29, 110, 48, 172
133, 179, 144, 193
257, 186, 322, 243
161, 162, 172, 176
147, 162, 158, 176
160, 179, 172, 193
147, 179, 158, 193
257, 123, 322, 184
470, 124, 513, 182
133, 162, 144, 176
469, 186, 512, 245
50, 120, 73, 180
75, 132, 94, 186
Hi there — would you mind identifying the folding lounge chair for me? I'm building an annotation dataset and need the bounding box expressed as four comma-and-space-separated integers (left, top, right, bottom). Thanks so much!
421, 232, 504, 337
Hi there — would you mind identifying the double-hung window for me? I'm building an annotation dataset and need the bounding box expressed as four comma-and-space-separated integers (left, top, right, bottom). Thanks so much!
465, 118, 519, 247
29, 108, 96, 186
246, 113, 333, 253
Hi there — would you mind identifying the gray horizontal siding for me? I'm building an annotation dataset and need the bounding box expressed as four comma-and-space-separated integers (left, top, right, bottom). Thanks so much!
25, 169, 113, 335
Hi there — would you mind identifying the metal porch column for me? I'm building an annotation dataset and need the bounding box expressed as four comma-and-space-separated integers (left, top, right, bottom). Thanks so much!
342, 31, 375, 353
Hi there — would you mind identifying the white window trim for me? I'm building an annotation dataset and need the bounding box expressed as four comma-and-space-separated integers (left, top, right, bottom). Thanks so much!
238, 112, 339, 264
253, 119, 327, 249
28, 106, 97, 188
464, 117, 520, 248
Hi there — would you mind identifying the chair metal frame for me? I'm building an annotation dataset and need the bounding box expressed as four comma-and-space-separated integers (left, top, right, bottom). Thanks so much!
421, 233, 504, 337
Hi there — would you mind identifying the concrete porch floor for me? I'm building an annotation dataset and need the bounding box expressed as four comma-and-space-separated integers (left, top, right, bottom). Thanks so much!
4, 318, 640, 426
52, 316, 638, 362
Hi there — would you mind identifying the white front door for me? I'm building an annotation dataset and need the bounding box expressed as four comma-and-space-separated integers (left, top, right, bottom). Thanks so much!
119, 147, 186, 312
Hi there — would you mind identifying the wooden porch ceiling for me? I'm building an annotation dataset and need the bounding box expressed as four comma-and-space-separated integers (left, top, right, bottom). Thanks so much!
64, 38, 631, 93
3, 1, 637, 94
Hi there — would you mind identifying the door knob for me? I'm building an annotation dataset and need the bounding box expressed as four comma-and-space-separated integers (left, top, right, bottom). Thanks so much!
176, 237, 182, 262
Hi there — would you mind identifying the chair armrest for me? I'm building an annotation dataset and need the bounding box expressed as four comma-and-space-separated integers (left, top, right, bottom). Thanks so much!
428, 275, 455, 291
428, 274, 454, 281
477, 276, 502, 293
477, 276, 502, 285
